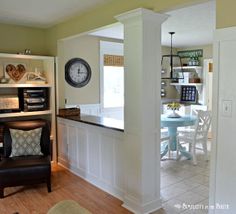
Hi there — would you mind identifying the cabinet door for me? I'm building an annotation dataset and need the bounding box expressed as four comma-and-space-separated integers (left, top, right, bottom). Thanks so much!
57, 122, 68, 163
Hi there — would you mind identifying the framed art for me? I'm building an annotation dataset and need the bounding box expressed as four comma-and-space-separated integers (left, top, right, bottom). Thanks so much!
5, 63, 26, 82
180, 86, 197, 103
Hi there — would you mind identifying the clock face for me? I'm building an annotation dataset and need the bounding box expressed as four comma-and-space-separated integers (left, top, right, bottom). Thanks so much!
65, 58, 91, 88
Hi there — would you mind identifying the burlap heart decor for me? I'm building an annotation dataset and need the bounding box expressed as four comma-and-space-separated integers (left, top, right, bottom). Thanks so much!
6, 64, 26, 82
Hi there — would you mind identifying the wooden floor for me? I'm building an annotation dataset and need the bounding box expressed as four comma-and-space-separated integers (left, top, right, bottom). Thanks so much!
0, 164, 132, 214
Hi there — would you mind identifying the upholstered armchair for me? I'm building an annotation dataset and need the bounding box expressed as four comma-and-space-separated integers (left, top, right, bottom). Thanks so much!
0, 120, 51, 198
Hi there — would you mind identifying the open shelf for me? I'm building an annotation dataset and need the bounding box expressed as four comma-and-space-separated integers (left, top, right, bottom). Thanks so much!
0, 53, 54, 60
0, 52, 57, 160
173, 66, 202, 70
170, 83, 203, 94
170, 83, 203, 86
0, 84, 52, 88
0, 110, 52, 118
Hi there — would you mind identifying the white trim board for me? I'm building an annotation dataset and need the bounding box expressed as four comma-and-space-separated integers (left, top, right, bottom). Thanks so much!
209, 26, 236, 214
99, 40, 124, 112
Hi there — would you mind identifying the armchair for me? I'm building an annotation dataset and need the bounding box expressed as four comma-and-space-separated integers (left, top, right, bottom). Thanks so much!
0, 120, 51, 198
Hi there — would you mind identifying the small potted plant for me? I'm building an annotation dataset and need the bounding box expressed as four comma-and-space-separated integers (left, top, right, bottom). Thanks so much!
167, 102, 181, 118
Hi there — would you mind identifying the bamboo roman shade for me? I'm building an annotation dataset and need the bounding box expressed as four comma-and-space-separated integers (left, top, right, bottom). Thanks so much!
104, 54, 124, 67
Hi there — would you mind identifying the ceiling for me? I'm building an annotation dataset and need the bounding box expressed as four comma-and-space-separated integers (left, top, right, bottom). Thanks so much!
0, 0, 113, 28
90, 1, 216, 48
0, 0, 215, 47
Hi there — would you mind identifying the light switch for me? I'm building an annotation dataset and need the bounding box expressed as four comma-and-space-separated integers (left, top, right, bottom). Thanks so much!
222, 100, 232, 117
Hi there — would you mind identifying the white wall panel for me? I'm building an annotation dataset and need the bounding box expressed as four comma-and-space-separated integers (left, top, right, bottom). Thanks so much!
114, 138, 125, 191
57, 117, 125, 199
87, 131, 101, 178
57, 122, 68, 164
210, 27, 236, 214
77, 127, 88, 171
68, 125, 77, 168
100, 134, 115, 185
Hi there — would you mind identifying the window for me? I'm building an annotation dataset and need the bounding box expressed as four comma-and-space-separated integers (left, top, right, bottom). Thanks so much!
100, 41, 124, 110
103, 65, 124, 108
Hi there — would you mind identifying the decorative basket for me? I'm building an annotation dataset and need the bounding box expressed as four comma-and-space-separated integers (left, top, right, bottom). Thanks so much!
189, 78, 201, 83
59, 108, 80, 117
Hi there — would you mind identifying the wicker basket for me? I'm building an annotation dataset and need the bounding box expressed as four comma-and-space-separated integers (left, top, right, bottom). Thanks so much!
59, 108, 80, 117
189, 78, 201, 83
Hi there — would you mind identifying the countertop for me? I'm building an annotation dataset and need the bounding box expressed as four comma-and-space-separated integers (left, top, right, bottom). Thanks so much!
57, 114, 124, 132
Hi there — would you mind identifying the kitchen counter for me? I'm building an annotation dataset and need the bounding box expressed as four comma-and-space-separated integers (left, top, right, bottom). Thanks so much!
57, 114, 124, 132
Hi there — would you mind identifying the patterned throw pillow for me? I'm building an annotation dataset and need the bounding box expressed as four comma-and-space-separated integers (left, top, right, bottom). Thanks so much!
10, 128, 43, 157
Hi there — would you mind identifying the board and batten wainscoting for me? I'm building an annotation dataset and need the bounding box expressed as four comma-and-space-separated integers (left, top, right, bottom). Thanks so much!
57, 117, 125, 200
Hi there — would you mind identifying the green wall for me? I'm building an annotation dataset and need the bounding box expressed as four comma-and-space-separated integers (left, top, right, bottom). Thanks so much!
45, 0, 209, 55
0, 0, 229, 56
216, 0, 236, 29
0, 23, 47, 55
58, 35, 100, 108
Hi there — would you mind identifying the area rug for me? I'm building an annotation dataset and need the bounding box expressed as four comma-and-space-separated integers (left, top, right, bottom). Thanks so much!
47, 200, 91, 214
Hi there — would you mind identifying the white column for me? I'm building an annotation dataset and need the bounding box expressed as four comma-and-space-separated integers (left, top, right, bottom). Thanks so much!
116, 8, 168, 214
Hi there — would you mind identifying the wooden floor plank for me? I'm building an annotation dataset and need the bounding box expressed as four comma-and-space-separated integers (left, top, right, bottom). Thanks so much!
0, 164, 133, 214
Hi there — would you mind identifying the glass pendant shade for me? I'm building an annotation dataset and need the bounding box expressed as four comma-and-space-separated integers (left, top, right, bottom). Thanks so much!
161, 32, 184, 80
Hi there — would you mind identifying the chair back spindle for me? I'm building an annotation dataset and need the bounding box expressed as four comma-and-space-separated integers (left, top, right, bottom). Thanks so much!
194, 110, 212, 140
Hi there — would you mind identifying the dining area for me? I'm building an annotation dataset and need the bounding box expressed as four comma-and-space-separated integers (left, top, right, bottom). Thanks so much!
160, 103, 212, 213
160, 103, 212, 165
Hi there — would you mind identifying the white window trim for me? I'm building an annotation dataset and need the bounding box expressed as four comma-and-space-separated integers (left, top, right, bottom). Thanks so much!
99, 40, 124, 113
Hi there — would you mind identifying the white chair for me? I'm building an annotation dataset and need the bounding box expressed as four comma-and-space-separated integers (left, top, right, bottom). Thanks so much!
177, 110, 212, 165
160, 128, 171, 159
177, 105, 208, 132
191, 105, 208, 115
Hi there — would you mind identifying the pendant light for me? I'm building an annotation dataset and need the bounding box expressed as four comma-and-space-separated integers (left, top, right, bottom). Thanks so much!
161, 32, 184, 81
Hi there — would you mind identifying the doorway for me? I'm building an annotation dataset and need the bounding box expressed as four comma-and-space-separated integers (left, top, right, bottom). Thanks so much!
160, 1, 215, 213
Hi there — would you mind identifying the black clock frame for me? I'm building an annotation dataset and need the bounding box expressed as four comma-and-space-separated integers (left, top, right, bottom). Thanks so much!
65, 58, 92, 88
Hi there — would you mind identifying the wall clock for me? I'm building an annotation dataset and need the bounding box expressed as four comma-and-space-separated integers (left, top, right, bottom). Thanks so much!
65, 58, 92, 88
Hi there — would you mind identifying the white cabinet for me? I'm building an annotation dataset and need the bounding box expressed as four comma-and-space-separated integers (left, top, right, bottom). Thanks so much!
57, 120, 87, 169
0, 53, 57, 160
57, 121, 82, 169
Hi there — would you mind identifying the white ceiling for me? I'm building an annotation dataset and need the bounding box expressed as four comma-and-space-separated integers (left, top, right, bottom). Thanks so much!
0, 0, 113, 28
90, 1, 216, 48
